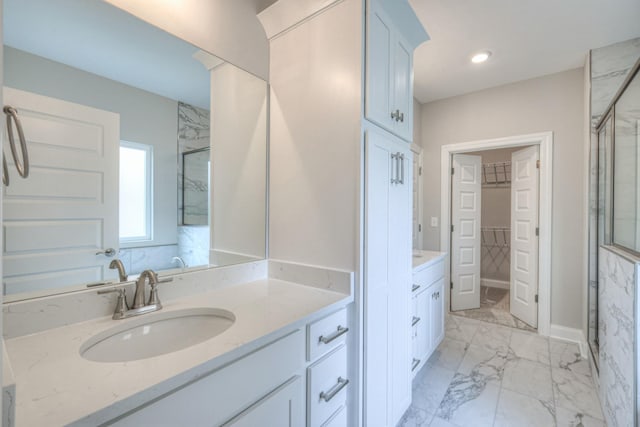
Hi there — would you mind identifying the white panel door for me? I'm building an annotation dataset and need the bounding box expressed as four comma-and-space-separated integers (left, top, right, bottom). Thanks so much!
392, 35, 412, 141
366, 5, 394, 132
451, 154, 481, 311
389, 145, 412, 423
365, 127, 412, 427
510, 146, 539, 328
3, 87, 119, 295
364, 129, 392, 427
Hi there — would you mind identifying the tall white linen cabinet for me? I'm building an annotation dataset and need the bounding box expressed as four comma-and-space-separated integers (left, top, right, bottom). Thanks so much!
261, 0, 427, 426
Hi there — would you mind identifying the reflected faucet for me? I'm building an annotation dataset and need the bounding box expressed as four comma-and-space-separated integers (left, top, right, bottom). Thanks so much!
172, 256, 187, 269
109, 259, 128, 282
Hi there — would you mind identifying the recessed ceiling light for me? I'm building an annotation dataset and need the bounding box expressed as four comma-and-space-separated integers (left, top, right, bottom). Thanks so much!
471, 51, 491, 64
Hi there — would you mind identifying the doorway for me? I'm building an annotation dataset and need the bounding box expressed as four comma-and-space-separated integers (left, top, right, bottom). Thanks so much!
440, 132, 553, 336
450, 146, 538, 331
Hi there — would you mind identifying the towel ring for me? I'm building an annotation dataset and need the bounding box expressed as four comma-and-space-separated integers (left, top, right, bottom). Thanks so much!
4, 106, 29, 179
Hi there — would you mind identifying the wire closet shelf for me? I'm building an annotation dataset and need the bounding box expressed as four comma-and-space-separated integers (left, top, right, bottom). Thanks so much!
481, 226, 510, 272
482, 161, 511, 187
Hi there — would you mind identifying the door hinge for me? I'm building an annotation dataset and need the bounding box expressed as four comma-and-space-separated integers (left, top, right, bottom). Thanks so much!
535, 227, 539, 236
535, 294, 539, 303
419, 166, 422, 176
451, 167, 455, 175
536, 160, 540, 169
450, 281, 453, 290
418, 224, 422, 232
451, 224, 454, 233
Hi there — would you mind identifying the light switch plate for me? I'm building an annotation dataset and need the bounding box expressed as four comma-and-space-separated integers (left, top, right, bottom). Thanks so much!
430, 217, 438, 227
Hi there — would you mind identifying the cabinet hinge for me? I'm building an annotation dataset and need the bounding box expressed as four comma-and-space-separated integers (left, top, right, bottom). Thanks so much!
450, 281, 453, 290
535, 227, 539, 236
418, 224, 422, 232
451, 167, 455, 175
535, 294, 539, 303
536, 160, 540, 169
451, 225, 454, 233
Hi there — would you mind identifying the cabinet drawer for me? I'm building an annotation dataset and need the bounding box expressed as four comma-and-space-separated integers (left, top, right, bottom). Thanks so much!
308, 308, 348, 361
323, 405, 347, 427
413, 260, 444, 289
110, 330, 304, 426
308, 345, 349, 427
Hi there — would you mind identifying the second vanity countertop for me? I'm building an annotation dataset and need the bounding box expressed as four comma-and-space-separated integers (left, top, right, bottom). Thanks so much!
4, 279, 352, 426
412, 250, 447, 270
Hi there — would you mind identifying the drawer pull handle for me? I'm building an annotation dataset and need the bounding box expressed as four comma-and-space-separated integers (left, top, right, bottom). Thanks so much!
411, 316, 421, 326
412, 284, 420, 292
412, 358, 421, 371
319, 325, 349, 344
320, 377, 349, 402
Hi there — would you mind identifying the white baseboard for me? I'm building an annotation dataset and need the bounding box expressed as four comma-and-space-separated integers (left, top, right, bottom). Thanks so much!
548, 324, 588, 359
481, 278, 509, 290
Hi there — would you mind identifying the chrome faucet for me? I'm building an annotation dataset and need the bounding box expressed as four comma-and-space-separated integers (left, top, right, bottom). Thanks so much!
99, 269, 172, 319
109, 259, 128, 282
133, 269, 159, 309
172, 256, 187, 269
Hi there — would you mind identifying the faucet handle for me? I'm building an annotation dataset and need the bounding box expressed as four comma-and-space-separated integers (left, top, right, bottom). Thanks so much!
98, 288, 129, 319
147, 281, 162, 309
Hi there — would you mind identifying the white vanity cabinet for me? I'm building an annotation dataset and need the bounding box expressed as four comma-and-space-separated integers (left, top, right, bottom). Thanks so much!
366, 0, 415, 142
108, 306, 352, 427
411, 259, 445, 376
307, 307, 350, 427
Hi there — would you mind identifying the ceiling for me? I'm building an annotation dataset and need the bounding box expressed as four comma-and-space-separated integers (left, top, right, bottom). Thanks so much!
4, 0, 211, 109
409, 0, 640, 104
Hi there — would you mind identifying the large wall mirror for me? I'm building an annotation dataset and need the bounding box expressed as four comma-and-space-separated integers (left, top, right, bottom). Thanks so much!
2, 0, 268, 300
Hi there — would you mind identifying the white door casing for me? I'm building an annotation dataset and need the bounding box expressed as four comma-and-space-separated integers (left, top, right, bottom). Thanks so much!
3, 87, 119, 295
451, 154, 482, 311
510, 146, 540, 328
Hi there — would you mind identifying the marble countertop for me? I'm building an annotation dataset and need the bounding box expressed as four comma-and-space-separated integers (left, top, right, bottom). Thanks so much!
4, 279, 351, 426
412, 250, 447, 270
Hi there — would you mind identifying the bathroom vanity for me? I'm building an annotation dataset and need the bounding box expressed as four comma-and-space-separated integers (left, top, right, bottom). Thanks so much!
410, 251, 446, 376
3, 261, 354, 426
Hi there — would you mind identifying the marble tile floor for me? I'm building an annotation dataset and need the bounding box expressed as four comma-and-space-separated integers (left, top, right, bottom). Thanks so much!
449, 286, 536, 332
398, 315, 605, 427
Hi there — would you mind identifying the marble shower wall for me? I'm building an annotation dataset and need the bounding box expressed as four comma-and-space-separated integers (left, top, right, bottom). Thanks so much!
587, 38, 640, 362
597, 247, 636, 427
178, 101, 211, 225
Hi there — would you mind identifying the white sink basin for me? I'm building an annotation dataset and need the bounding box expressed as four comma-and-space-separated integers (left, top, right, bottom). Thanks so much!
80, 307, 235, 362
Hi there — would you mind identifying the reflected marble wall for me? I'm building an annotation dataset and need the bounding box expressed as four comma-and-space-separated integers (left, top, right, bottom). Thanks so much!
119, 244, 179, 275
597, 247, 635, 427
178, 226, 210, 268
178, 102, 210, 224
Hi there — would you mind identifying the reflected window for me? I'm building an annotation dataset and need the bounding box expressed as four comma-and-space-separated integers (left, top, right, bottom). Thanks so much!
119, 141, 153, 242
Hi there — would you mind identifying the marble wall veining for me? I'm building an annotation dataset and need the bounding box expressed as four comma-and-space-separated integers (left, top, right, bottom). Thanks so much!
587, 37, 640, 365
178, 226, 210, 268
118, 245, 179, 276
178, 101, 210, 225
597, 247, 636, 427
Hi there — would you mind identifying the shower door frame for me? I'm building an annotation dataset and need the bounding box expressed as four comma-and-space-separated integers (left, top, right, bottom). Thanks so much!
440, 132, 553, 337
